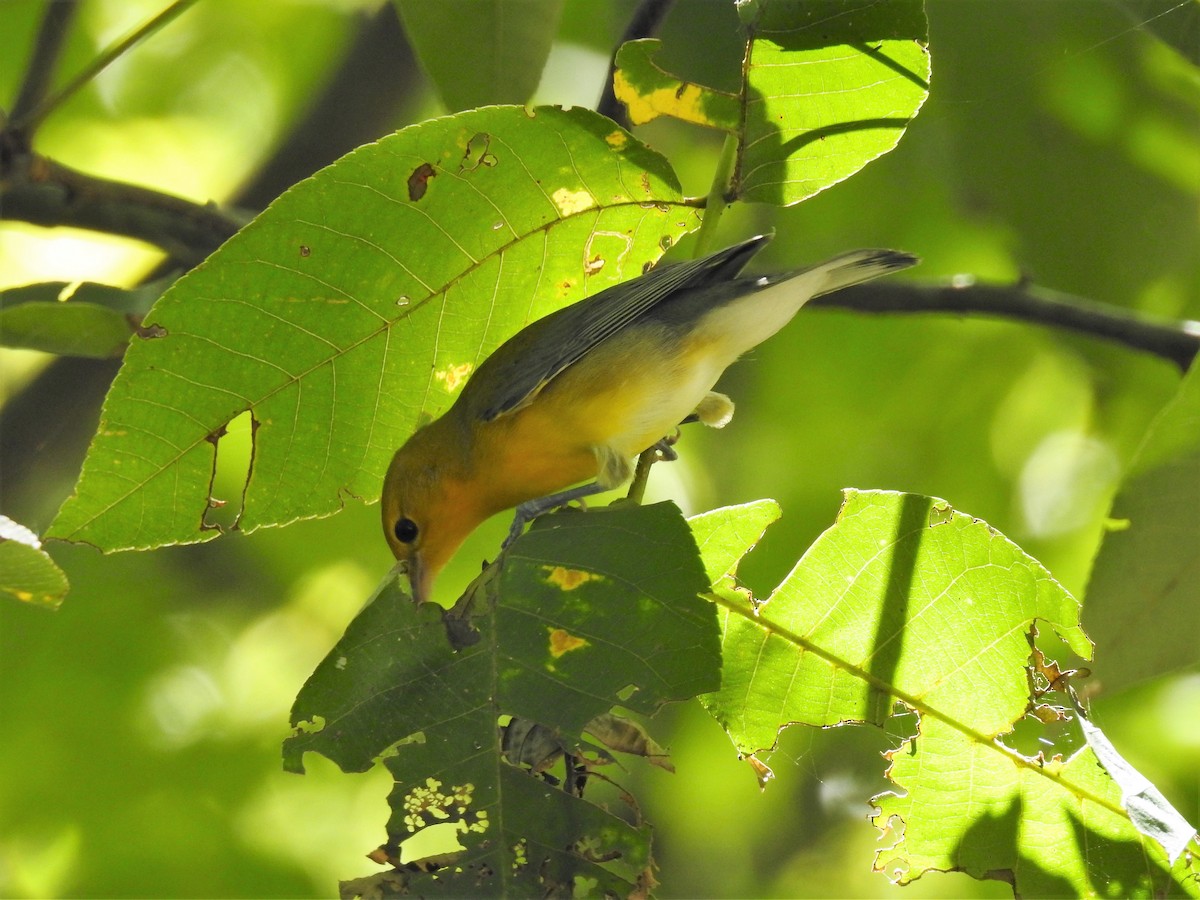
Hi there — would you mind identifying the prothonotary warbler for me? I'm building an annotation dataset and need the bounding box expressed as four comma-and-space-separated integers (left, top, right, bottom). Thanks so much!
382, 234, 917, 604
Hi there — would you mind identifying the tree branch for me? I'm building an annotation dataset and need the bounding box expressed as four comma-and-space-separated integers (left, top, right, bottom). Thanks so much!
814, 279, 1200, 371
597, 0, 676, 128
1, 150, 245, 268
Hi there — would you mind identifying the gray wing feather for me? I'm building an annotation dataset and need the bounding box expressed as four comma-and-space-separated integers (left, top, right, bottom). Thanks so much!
478, 234, 772, 421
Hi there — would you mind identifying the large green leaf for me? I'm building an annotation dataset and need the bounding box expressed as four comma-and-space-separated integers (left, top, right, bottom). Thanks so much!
283, 501, 718, 894
48, 106, 694, 551
702, 490, 1092, 752
874, 717, 1199, 896
613, 1, 930, 206
1084, 360, 1200, 690
736, 0, 930, 204
696, 491, 1200, 895
395, 0, 565, 110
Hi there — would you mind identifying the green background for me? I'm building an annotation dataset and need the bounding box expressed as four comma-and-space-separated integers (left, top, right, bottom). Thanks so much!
1, 0, 1197, 896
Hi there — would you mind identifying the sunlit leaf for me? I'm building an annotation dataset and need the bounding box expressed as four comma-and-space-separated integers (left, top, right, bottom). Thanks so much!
284, 501, 717, 894
0, 515, 68, 609
48, 106, 694, 552
687, 499, 781, 582
1085, 361, 1200, 690
395, 0, 565, 109
873, 717, 1199, 896
703, 489, 1092, 753
611, 1, 930, 206
735, 0, 930, 204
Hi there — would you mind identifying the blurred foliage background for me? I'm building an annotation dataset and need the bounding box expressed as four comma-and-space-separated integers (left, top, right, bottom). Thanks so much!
1, 0, 1197, 896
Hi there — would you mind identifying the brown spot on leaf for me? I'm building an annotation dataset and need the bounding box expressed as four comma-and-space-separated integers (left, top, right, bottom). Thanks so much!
408, 162, 437, 201
299, 244, 311, 257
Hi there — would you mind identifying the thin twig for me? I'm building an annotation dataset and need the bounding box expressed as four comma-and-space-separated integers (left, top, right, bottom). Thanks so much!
9, 1, 82, 132
12, 0, 201, 132
814, 279, 1200, 371
597, 0, 676, 128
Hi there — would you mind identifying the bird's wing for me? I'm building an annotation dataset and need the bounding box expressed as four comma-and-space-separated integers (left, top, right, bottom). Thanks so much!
476, 234, 772, 421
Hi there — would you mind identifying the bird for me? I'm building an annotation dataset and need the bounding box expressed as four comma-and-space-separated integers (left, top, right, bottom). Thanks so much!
381, 234, 917, 604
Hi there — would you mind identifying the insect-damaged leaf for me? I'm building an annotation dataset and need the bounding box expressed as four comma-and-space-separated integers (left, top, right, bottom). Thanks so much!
284, 501, 718, 893
612, 1, 930, 206
48, 106, 693, 551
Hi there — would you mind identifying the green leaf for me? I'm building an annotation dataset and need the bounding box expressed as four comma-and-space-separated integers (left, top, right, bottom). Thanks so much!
703, 489, 1092, 754
736, 0, 930, 204
283, 502, 718, 893
611, 2, 930, 207
873, 717, 1200, 896
0, 278, 173, 358
687, 499, 781, 582
47, 106, 694, 552
394, 0, 565, 109
1084, 360, 1200, 690
0, 515, 68, 609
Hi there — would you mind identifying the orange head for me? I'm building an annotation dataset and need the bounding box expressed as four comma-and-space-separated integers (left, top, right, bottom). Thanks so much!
380, 418, 486, 605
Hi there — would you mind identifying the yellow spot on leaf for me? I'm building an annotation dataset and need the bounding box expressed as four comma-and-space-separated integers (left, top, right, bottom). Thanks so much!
551, 187, 594, 216
548, 627, 589, 658
614, 69, 711, 127
543, 565, 603, 590
434, 362, 473, 393
605, 130, 628, 148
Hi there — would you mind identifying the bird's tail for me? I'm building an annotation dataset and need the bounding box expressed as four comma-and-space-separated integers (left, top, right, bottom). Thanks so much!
765, 249, 919, 298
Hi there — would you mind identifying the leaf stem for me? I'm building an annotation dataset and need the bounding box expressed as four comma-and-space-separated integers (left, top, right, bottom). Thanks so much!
12, 0, 202, 132
705, 589, 1129, 820
693, 132, 739, 257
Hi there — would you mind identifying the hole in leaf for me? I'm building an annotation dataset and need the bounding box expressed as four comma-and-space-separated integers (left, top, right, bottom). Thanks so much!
136, 322, 168, 339
407, 162, 436, 201
202, 409, 255, 531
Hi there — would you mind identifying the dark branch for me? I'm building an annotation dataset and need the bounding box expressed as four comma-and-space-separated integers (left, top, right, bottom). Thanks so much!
9, 1, 82, 131
815, 279, 1200, 372
1, 151, 245, 268
597, 0, 676, 128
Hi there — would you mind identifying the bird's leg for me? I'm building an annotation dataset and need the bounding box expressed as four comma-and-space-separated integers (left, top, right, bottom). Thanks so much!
504, 481, 608, 547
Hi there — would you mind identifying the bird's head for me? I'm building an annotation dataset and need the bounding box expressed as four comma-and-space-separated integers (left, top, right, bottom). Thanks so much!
380, 422, 483, 605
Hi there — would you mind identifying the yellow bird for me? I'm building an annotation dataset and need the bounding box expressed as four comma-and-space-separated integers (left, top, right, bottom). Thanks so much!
382, 234, 916, 603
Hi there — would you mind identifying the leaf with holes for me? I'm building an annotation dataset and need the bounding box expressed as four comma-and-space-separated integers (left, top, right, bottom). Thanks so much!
873, 717, 1199, 895
283, 501, 718, 893
702, 489, 1092, 752
47, 106, 695, 551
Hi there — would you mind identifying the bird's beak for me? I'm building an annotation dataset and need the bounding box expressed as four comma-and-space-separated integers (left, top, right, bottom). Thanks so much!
406, 552, 432, 606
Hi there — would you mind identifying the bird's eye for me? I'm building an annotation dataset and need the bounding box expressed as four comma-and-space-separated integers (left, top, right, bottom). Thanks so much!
393, 516, 419, 544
